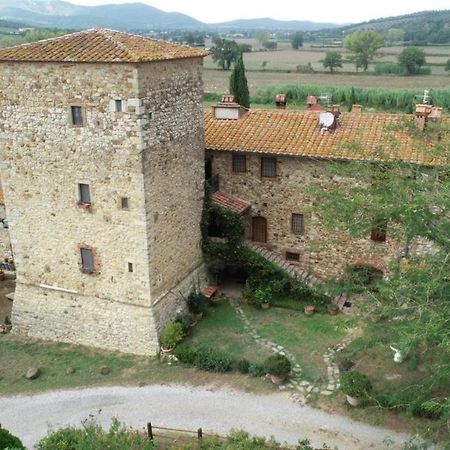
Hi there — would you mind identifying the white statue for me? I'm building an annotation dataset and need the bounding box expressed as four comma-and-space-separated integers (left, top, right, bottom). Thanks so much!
389, 345, 404, 363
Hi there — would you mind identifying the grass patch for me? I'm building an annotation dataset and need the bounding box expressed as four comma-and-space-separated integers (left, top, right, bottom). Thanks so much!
242, 306, 350, 382
183, 300, 272, 364
0, 334, 270, 396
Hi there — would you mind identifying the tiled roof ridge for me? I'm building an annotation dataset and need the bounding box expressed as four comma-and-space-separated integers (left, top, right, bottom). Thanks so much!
96, 28, 141, 62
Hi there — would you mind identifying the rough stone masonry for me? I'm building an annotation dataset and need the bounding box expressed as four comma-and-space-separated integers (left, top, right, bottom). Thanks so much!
0, 36, 207, 355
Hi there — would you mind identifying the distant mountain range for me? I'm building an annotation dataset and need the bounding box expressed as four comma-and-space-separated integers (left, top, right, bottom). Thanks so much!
0, 0, 340, 31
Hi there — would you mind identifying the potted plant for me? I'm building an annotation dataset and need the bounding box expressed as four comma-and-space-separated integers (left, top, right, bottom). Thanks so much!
264, 354, 292, 384
304, 304, 315, 315
340, 370, 372, 406
160, 321, 184, 354
328, 303, 339, 315
253, 286, 272, 310
186, 293, 208, 320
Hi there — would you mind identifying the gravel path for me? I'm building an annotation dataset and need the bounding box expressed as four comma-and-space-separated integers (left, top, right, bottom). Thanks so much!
0, 384, 409, 449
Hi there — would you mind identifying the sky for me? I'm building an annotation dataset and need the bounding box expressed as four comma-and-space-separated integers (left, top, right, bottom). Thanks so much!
70, 0, 450, 24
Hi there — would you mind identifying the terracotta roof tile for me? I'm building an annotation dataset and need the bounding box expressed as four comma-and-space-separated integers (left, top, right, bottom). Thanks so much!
212, 191, 250, 215
0, 28, 208, 63
205, 109, 448, 166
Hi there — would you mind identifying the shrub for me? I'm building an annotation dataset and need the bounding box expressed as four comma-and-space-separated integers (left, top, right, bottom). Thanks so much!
194, 346, 233, 373
252, 285, 272, 307
174, 344, 197, 365
340, 370, 372, 398
37, 418, 155, 450
414, 399, 448, 419
174, 313, 194, 334
186, 292, 208, 315
248, 363, 266, 377
0, 427, 25, 450
236, 358, 250, 374
160, 321, 184, 349
263, 354, 292, 378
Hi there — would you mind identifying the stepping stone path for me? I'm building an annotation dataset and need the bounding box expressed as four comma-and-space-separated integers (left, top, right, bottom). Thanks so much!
229, 298, 355, 403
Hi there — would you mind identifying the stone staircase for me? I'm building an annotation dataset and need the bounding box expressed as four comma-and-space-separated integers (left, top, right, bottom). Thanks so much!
243, 240, 321, 286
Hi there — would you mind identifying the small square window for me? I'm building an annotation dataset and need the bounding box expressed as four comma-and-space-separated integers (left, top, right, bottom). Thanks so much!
261, 157, 277, 178
286, 251, 300, 262
291, 213, 304, 235
115, 99, 122, 112
232, 154, 246, 173
128, 262, 134, 273
121, 197, 129, 209
78, 183, 91, 204
71, 106, 84, 126
148, 112, 153, 121
80, 247, 94, 273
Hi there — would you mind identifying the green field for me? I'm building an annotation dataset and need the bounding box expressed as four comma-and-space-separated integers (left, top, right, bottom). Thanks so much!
204, 39, 450, 95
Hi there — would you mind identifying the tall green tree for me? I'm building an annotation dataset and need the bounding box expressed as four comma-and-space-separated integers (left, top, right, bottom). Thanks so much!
398, 47, 426, 74
211, 38, 240, 70
255, 30, 269, 47
323, 51, 343, 72
229, 53, 250, 108
291, 31, 304, 49
344, 30, 384, 71
312, 120, 450, 439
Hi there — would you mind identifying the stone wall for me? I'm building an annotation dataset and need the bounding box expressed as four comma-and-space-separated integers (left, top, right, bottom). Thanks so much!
0, 57, 205, 354
137, 59, 206, 331
208, 151, 403, 279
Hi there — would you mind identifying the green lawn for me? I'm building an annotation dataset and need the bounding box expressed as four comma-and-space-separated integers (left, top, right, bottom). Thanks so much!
184, 298, 350, 383
242, 305, 350, 382
0, 334, 268, 396
183, 300, 273, 364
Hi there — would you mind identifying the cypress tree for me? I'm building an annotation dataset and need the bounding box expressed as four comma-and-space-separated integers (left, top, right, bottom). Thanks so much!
229, 53, 250, 108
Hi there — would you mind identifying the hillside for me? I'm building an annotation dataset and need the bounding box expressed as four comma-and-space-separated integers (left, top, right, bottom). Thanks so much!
320, 10, 450, 44
0, 0, 203, 30
0, 0, 339, 31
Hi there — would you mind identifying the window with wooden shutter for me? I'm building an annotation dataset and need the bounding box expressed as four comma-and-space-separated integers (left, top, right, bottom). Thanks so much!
286, 251, 300, 262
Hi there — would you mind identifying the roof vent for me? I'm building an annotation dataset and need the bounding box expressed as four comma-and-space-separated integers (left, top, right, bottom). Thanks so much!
212, 94, 248, 120
351, 104, 363, 113
275, 94, 287, 109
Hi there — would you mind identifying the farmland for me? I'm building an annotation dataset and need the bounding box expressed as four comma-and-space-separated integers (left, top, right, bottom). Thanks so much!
203, 39, 450, 98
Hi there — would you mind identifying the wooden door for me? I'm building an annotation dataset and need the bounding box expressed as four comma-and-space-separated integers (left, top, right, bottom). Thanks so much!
252, 216, 267, 243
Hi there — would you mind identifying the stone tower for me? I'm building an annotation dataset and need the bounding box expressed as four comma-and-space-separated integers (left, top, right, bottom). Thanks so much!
0, 29, 208, 355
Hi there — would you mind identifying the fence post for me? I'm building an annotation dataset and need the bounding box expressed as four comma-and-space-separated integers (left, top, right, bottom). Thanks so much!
146, 422, 153, 440
197, 427, 203, 440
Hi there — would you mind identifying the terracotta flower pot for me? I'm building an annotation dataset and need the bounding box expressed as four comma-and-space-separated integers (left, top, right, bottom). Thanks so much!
270, 374, 286, 384
261, 302, 270, 310
346, 394, 360, 407
160, 347, 174, 356
304, 305, 315, 315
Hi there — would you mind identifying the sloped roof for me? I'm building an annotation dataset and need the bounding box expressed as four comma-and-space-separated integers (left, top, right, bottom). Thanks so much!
0, 28, 208, 63
205, 109, 448, 166
211, 191, 250, 215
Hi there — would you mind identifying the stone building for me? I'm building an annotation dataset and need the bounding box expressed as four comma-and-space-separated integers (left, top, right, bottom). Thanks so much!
0, 29, 208, 355
205, 99, 445, 280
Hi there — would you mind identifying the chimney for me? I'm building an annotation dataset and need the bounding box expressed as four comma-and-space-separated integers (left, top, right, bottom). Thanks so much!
415, 104, 432, 130
306, 95, 318, 111
351, 104, 363, 113
212, 94, 248, 120
275, 94, 287, 109
327, 104, 341, 119
428, 106, 443, 121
